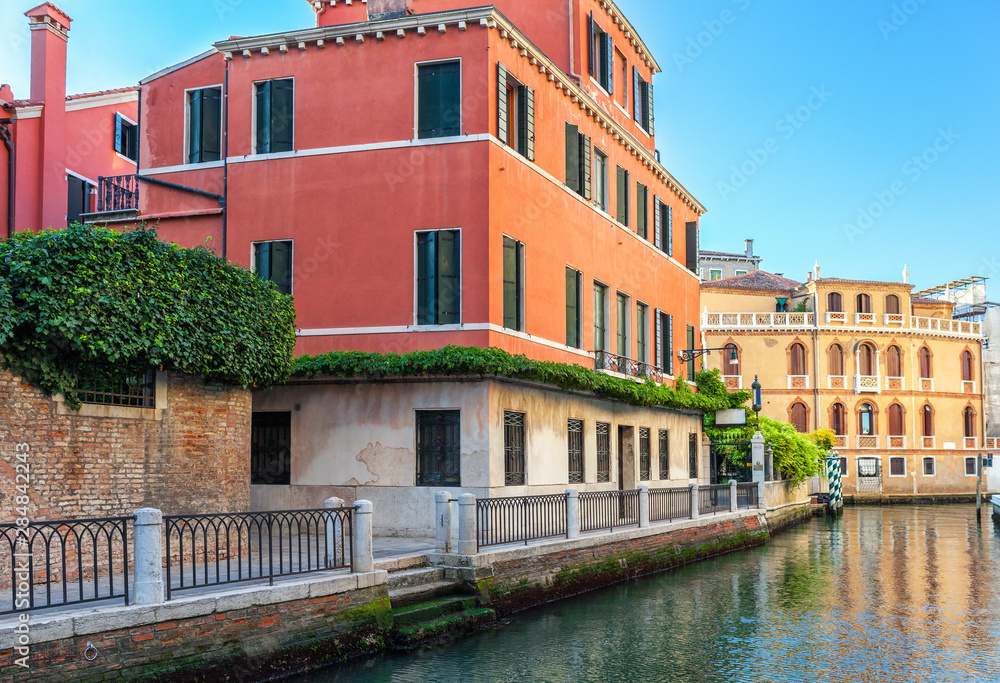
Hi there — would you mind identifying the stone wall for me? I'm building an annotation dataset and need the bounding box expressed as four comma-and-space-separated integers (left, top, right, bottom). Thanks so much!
0, 368, 251, 521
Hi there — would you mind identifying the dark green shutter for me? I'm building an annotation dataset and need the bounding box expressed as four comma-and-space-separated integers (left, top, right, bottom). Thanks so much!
653, 196, 662, 249
616, 294, 627, 357
647, 81, 654, 135
636, 183, 646, 239
503, 236, 517, 329
255, 81, 270, 153
588, 12, 595, 77
114, 113, 123, 155
604, 33, 614, 94
188, 90, 203, 164
654, 309, 662, 370
417, 232, 436, 324
202, 87, 222, 162
616, 166, 626, 224
271, 79, 294, 153
667, 205, 674, 256
565, 123, 580, 192
437, 230, 461, 324
271, 241, 292, 295
686, 325, 696, 381
685, 221, 698, 273
255, 242, 271, 284
518, 86, 535, 161
580, 134, 592, 201
667, 315, 674, 375
633, 67, 640, 120
497, 63, 509, 146
566, 268, 580, 348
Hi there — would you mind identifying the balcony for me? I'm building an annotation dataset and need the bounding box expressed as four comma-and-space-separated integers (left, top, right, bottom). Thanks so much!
921, 436, 936, 449
594, 351, 663, 383
887, 436, 907, 449
884, 376, 905, 391
722, 375, 742, 390
828, 375, 847, 390
82, 174, 139, 223
855, 375, 881, 394
963, 380, 976, 395
884, 314, 906, 326
854, 312, 876, 325
965, 437, 979, 450
787, 375, 810, 390
913, 316, 982, 336
918, 377, 935, 392
826, 312, 847, 325
704, 310, 983, 338
857, 435, 880, 449
703, 312, 815, 329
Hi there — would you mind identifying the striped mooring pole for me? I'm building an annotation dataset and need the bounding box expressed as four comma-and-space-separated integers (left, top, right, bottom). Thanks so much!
826, 453, 843, 514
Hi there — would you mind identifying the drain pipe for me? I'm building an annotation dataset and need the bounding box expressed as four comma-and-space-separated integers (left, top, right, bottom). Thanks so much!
222, 59, 230, 259
811, 290, 821, 430
568, 0, 583, 86
1, 117, 14, 237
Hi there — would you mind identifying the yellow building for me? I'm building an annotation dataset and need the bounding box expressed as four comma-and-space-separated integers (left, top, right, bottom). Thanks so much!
701, 269, 990, 498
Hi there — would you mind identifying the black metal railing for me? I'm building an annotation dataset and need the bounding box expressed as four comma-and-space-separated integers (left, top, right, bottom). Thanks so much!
736, 482, 759, 509
96, 174, 139, 212
580, 489, 640, 533
76, 365, 156, 409
594, 351, 664, 383
699, 484, 732, 516
476, 494, 568, 550
0, 516, 131, 614
649, 487, 692, 523
164, 508, 352, 600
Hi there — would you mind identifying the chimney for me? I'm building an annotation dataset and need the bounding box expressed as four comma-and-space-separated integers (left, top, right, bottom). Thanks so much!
25, 3, 71, 230
813, 260, 820, 281
0, 85, 12, 106
368, 0, 413, 20
745, 239, 754, 258
807, 273, 813, 283
903, 264, 909, 284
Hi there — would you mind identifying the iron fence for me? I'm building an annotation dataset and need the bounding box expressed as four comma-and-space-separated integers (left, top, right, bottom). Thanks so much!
736, 482, 759, 509
699, 484, 731, 516
0, 516, 131, 615
164, 508, 352, 600
476, 494, 568, 550
580, 489, 640, 533
96, 174, 139, 212
649, 487, 691, 523
594, 351, 664, 383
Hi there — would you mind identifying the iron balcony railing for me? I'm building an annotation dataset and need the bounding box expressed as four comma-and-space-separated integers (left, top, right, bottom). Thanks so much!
476, 494, 568, 550
580, 489, 640, 533
649, 487, 691, 523
594, 351, 664, 383
96, 174, 139, 213
0, 516, 131, 615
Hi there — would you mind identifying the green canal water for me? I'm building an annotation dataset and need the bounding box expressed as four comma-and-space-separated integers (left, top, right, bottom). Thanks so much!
295, 506, 1000, 682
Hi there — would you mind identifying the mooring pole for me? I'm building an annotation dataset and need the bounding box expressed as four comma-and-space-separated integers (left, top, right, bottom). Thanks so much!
977, 453, 983, 523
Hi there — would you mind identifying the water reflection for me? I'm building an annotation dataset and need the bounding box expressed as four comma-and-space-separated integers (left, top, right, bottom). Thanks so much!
293, 506, 1000, 683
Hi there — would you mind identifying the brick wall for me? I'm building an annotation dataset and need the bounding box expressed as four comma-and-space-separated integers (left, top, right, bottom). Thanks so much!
0, 368, 251, 521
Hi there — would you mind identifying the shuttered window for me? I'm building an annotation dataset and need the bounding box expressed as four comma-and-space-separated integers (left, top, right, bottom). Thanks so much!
188, 87, 222, 164
829, 344, 845, 376
565, 123, 592, 199
255, 79, 294, 154
503, 236, 525, 331
566, 268, 582, 348
588, 13, 613, 93
790, 343, 807, 376
919, 347, 932, 378
517, 84, 535, 160
653, 197, 671, 252
616, 166, 629, 226
114, 113, 138, 162
686, 325, 696, 381
922, 405, 933, 437
632, 67, 654, 134
636, 303, 648, 364
594, 283, 608, 352
417, 61, 461, 139
887, 345, 902, 377
832, 403, 847, 436
417, 230, 461, 325
498, 63, 535, 161
655, 310, 674, 375
790, 403, 808, 433
416, 411, 461, 487
962, 351, 975, 381
616, 293, 629, 357
253, 240, 293, 295
685, 221, 699, 273
636, 182, 648, 239
888, 404, 904, 436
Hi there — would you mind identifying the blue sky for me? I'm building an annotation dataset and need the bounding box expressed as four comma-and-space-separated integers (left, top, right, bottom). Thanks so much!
2, 0, 997, 291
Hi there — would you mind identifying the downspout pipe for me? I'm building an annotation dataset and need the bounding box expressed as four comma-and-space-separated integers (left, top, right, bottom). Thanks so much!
1, 118, 14, 238
222, 59, 229, 259
812, 290, 821, 431
136, 175, 225, 203
568, 0, 583, 85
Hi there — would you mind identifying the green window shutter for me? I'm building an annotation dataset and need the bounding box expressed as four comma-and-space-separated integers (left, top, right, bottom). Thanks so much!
604, 33, 614, 95
565, 123, 580, 192
439, 62, 461, 137
616, 166, 627, 224
636, 183, 647, 239
616, 294, 627, 357
667, 205, 674, 256
517, 242, 526, 330
518, 86, 535, 161
637, 305, 646, 363
271, 241, 293, 295
686, 324, 696, 381
114, 113, 123, 155
566, 268, 580, 348
503, 236, 517, 329
255, 80, 270, 153
653, 196, 662, 249
594, 285, 605, 352
647, 81, 655, 135
654, 309, 662, 369
188, 90, 203, 164
202, 87, 222, 162
633, 67, 640, 121
417, 232, 436, 324
437, 230, 461, 324
667, 315, 674, 375
418, 62, 461, 139
588, 12, 595, 77
497, 63, 509, 146
270, 79, 294, 153
580, 134, 592, 201
255, 242, 271, 284
685, 221, 698, 273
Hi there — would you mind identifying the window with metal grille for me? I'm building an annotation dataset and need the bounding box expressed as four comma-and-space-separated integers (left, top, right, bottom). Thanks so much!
251, 412, 291, 485
688, 433, 698, 479
658, 429, 669, 480
502, 236, 525, 332
417, 61, 460, 139
923, 457, 935, 476
77, 365, 156, 408
255, 78, 294, 154
253, 240, 293, 295
597, 422, 611, 482
639, 428, 651, 481
417, 230, 461, 325
568, 419, 584, 484
889, 457, 905, 476
416, 411, 461, 486
966, 457, 977, 476
504, 411, 526, 486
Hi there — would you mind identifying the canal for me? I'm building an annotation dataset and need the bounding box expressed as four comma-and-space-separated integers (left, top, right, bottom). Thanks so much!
294, 505, 1000, 682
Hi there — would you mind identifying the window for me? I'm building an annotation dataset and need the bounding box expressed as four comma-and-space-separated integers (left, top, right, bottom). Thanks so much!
688, 433, 698, 479
828, 292, 843, 312
658, 429, 669, 480
656, 311, 674, 375
962, 351, 975, 382
594, 282, 608, 352
840, 457, 848, 478
187, 87, 222, 164
790, 403, 808, 433
889, 457, 905, 476
887, 404, 904, 436
886, 294, 900, 315
417, 230, 461, 325
832, 403, 847, 435
922, 405, 934, 437
415, 411, 461, 486
919, 347, 932, 378
417, 61, 460, 139
725, 344, 740, 376
251, 412, 291, 485
616, 48, 628, 107
685, 221, 699, 274
923, 457, 935, 476
686, 325, 696, 381
735, 270, 748, 277
497, 63, 535, 161
616, 166, 630, 226
566, 268, 583, 348
966, 457, 978, 476
856, 293, 872, 314
886, 345, 902, 377
66, 174, 90, 224
829, 344, 845, 376
635, 182, 648, 239
789, 343, 807, 376
76, 365, 156, 408
653, 197, 672, 256
504, 411, 526, 485
632, 67, 654, 134
858, 343, 875, 376
594, 148, 609, 212
565, 123, 592, 199
502, 236, 525, 331
588, 14, 613, 93
639, 428, 651, 481
253, 240, 292, 295
616, 292, 630, 358
568, 419, 584, 484
964, 407, 976, 438
596, 422, 611, 482
636, 303, 649, 364
709, 269, 723, 281
114, 113, 138, 162
859, 403, 875, 436
255, 78, 294, 154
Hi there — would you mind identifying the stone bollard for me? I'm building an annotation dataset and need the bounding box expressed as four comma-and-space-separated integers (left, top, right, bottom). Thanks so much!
638, 485, 650, 528
133, 508, 164, 605
324, 497, 346, 569
435, 492, 452, 553
566, 489, 580, 539
757, 480, 766, 510
729, 480, 738, 513
690, 483, 700, 519
458, 494, 477, 555
352, 500, 375, 573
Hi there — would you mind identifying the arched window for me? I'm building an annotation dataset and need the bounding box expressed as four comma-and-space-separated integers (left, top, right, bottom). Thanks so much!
887, 404, 904, 436
790, 402, 808, 433
962, 351, 975, 382
789, 343, 807, 376
886, 345, 902, 377
858, 343, 876, 376
829, 344, 845, 376
885, 295, 900, 315
964, 407, 976, 438
832, 403, 847, 435
725, 343, 741, 376
828, 292, 843, 312
922, 405, 934, 437
859, 403, 875, 436
856, 293, 872, 314
919, 347, 932, 378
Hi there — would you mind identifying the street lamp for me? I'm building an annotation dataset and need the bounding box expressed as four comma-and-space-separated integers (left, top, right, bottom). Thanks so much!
751, 375, 762, 431
677, 346, 740, 365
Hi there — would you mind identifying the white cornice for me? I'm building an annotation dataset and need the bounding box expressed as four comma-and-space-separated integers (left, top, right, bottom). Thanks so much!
66, 90, 138, 112
597, 0, 660, 74
9, 105, 42, 119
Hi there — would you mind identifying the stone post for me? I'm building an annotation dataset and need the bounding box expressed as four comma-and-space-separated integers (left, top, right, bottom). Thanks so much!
352, 500, 374, 573
751, 431, 766, 484
458, 494, 477, 555
435, 492, 452, 553
757, 480, 766, 510
566, 489, 580, 539
729, 479, 738, 513
638, 485, 650, 528
690, 483, 700, 519
133, 508, 164, 605
324, 497, 346, 568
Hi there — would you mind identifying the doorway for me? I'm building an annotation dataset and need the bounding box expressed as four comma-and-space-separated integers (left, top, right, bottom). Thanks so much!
617, 426, 635, 491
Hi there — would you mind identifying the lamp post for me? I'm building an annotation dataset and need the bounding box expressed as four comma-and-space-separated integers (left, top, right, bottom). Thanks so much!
751, 375, 762, 431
